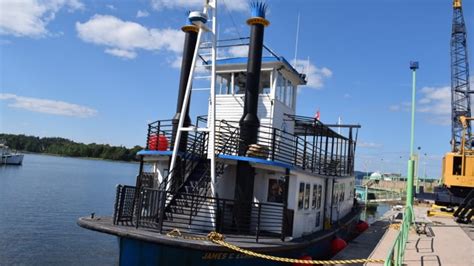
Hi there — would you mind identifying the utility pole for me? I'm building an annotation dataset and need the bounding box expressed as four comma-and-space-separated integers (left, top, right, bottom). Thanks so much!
406, 61, 419, 220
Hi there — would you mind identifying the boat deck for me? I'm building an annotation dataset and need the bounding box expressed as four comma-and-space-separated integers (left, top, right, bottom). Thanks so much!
78, 212, 358, 253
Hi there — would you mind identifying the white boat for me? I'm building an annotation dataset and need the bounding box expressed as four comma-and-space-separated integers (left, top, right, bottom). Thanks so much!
78, 2, 364, 264
1, 144, 24, 165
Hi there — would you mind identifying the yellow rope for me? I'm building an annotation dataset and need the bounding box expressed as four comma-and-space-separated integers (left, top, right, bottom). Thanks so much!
166, 229, 385, 265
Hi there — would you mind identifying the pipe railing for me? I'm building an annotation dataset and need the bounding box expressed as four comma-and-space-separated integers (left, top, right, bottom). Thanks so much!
384, 206, 414, 266
113, 186, 286, 242
146, 118, 355, 177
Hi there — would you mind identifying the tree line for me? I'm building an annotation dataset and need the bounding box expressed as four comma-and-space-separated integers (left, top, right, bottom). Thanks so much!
0, 133, 143, 162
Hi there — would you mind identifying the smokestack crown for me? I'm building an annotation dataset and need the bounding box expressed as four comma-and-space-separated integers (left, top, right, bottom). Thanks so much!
250, 1, 267, 19
248, 1, 269, 26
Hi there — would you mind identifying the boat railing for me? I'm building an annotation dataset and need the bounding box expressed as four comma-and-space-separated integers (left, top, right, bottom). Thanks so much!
146, 119, 174, 151
215, 120, 354, 176
113, 186, 286, 242
145, 118, 354, 177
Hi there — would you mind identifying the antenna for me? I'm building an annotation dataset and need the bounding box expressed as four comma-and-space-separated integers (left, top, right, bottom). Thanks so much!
293, 12, 300, 66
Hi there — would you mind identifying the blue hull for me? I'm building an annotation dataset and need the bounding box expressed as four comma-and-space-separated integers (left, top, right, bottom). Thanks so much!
118, 217, 360, 266
119, 237, 333, 266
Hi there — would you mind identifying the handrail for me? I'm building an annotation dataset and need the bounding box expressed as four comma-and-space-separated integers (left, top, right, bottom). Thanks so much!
146, 117, 356, 178
123, 187, 285, 242
384, 206, 414, 266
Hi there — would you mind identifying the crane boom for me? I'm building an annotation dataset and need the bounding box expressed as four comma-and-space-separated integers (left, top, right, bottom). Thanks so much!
441, 0, 474, 202
451, 0, 472, 152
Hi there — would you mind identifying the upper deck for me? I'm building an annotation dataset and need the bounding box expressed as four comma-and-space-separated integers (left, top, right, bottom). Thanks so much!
141, 114, 359, 177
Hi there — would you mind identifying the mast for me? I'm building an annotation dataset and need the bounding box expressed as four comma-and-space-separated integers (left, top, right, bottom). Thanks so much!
451, 0, 471, 152
168, 0, 217, 197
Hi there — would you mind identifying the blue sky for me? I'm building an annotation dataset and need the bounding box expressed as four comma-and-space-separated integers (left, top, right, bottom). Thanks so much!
1, 0, 473, 178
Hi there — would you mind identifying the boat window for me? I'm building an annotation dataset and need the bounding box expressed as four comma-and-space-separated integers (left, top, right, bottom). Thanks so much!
312, 184, 317, 209
332, 184, 339, 205
217, 74, 231, 95
317, 185, 322, 209
234, 72, 247, 94
340, 184, 345, 202
304, 183, 310, 209
275, 73, 285, 103
285, 81, 293, 107
298, 183, 305, 209
259, 71, 271, 94
349, 182, 354, 198
267, 178, 284, 203
315, 211, 321, 227
275, 72, 295, 108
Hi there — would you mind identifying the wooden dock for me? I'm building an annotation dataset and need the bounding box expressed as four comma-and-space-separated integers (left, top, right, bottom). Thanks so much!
331, 205, 473, 265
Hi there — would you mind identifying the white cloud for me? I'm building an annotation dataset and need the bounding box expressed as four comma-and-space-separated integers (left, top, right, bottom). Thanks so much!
358, 141, 382, 149
106, 4, 116, 10
171, 56, 182, 68
418, 86, 450, 125
76, 14, 184, 59
136, 10, 149, 18
151, 0, 248, 12
292, 59, 332, 89
389, 105, 400, 112
105, 48, 137, 59
343, 93, 351, 99
228, 45, 248, 57
0, 93, 97, 118
0, 0, 83, 38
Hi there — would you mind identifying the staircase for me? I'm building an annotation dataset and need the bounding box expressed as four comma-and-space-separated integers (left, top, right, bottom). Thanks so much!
453, 189, 474, 223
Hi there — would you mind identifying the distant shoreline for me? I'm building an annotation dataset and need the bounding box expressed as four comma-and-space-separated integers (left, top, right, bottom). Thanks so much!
1, 133, 143, 163
22, 151, 141, 164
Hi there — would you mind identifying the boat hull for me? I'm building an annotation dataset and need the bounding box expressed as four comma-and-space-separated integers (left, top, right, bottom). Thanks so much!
1, 154, 24, 165
116, 213, 360, 266
119, 237, 331, 266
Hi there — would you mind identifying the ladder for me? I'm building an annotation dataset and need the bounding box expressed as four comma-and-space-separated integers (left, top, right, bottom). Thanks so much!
168, 0, 218, 198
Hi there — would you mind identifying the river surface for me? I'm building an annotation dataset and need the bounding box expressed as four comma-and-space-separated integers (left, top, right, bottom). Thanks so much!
0, 154, 136, 265
0, 154, 390, 265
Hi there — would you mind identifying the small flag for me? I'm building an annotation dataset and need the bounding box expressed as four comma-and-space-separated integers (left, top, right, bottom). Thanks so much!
314, 109, 320, 120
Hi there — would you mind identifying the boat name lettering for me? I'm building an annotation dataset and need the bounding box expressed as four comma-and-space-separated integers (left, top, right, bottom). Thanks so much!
202, 252, 251, 260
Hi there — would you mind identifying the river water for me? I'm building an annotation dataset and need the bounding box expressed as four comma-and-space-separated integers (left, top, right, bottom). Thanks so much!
0, 154, 136, 265
0, 154, 391, 265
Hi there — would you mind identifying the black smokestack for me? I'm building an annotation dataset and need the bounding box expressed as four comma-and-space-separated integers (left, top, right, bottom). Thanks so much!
234, 2, 269, 220
171, 21, 199, 152
239, 2, 269, 149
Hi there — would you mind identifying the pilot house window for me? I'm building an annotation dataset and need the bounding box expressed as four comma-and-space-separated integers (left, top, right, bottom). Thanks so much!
216, 71, 271, 95
275, 73, 295, 108
298, 183, 305, 209
267, 178, 284, 203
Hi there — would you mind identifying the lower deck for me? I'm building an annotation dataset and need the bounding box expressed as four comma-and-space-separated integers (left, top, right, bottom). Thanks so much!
78, 207, 360, 252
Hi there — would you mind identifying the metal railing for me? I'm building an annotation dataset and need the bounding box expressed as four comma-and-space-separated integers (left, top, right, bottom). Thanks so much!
215, 120, 354, 176
384, 206, 414, 266
113, 185, 137, 225
113, 186, 286, 242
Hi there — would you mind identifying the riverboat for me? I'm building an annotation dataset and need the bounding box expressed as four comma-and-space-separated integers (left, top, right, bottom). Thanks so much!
78, 1, 362, 265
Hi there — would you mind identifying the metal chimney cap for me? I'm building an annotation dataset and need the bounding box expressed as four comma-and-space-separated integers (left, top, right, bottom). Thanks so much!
250, 1, 267, 19
188, 11, 207, 26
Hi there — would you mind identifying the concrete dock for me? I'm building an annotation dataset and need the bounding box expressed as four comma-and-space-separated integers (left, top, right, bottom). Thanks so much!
331, 205, 473, 265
